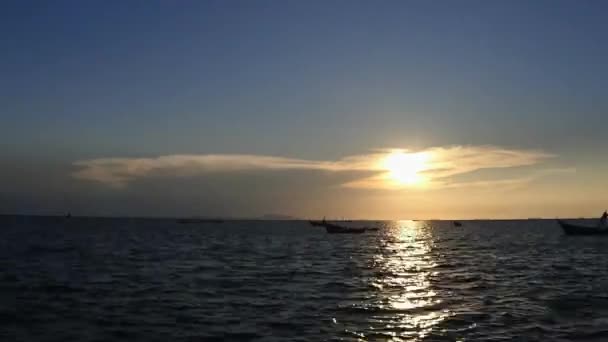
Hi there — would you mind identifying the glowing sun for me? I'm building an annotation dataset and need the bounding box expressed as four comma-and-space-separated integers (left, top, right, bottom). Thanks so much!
383, 151, 429, 185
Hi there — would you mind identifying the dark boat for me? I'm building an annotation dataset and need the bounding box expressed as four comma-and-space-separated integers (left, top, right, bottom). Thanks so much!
557, 219, 608, 235
453, 221, 463, 227
177, 218, 223, 224
310, 218, 367, 234
309, 220, 325, 227
325, 223, 366, 234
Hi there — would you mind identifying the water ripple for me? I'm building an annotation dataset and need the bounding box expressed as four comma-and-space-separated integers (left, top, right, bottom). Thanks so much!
1, 217, 608, 340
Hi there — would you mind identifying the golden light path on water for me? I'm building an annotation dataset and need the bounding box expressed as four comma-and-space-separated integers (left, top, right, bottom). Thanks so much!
354, 220, 454, 341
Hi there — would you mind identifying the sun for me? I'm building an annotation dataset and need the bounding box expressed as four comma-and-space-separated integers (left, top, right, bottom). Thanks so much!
383, 151, 429, 186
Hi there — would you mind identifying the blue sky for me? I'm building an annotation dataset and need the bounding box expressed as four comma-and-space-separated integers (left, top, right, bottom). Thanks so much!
2, 1, 607, 218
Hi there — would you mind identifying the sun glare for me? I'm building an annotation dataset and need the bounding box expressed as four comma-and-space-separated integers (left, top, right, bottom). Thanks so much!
383, 151, 429, 186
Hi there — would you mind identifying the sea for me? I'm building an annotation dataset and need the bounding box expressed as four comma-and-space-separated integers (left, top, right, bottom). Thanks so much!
1, 216, 608, 341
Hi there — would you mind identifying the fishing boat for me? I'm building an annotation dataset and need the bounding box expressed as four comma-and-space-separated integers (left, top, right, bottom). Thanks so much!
557, 219, 608, 236
324, 222, 366, 234
309, 218, 368, 234
177, 218, 223, 224
309, 220, 325, 227
453, 221, 463, 227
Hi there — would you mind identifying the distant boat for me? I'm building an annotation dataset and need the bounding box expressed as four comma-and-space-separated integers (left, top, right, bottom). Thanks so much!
177, 218, 223, 224
309, 220, 325, 227
324, 222, 366, 234
65, 212, 72, 219
310, 218, 370, 234
557, 219, 608, 235
453, 221, 463, 227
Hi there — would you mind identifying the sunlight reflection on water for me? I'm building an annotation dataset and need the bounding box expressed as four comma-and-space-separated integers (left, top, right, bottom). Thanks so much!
369, 220, 450, 341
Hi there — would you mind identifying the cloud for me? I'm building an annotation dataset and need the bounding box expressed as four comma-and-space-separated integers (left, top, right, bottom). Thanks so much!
429, 167, 575, 191
72, 154, 383, 188
72, 146, 555, 189
340, 146, 554, 190
420, 145, 553, 177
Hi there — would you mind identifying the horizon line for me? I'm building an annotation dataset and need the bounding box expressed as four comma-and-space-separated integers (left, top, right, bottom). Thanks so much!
0, 213, 594, 221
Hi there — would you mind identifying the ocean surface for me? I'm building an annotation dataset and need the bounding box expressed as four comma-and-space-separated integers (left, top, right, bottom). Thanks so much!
1, 217, 608, 341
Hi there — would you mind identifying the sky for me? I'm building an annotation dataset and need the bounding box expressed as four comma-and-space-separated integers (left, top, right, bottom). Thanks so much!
1, 0, 608, 219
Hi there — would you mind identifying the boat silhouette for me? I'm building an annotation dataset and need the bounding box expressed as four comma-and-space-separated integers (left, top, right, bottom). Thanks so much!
177, 218, 223, 224
557, 219, 608, 235
323, 222, 366, 234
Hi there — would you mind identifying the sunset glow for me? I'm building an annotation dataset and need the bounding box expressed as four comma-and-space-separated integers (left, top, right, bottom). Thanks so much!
3, 1, 604, 220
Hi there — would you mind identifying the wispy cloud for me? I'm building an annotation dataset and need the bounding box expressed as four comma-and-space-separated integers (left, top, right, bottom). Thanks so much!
73, 146, 556, 189
433, 167, 576, 191
342, 146, 555, 190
